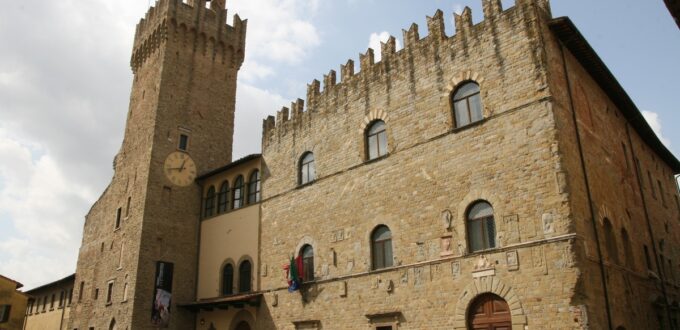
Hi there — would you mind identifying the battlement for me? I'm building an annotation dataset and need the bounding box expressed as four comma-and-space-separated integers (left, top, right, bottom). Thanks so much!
262, 0, 550, 146
130, 0, 247, 73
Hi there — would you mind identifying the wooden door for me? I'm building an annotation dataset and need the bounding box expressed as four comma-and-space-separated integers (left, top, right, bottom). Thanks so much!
468, 293, 512, 330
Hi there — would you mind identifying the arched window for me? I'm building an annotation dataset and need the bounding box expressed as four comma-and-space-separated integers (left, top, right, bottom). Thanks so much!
452, 82, 483, 128
300, 245, 314, 282
247, 170, 261, 204
232, 176, 244, 209
603, 218, 619, 264
366, 120, 388, 160
222, 263, 234, 295
109, 318, 117, 330
217, 181, 229, 213
467, 201, 496, 253
239, 260, 252, 293
299, 152, 316, 185
371, 225, 393, 270
203, 186, 215, 218
621, 228, 634, 269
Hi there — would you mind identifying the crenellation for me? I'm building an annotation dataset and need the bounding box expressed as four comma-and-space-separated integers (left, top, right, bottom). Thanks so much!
323, 70, 337, 92
307, 79, 321, 111
482, 0, 503, 19
291, 98, 305, 120
402, 23, 420, 49
359, 48, 375, 72
454, 7, 473, 34
380, 36, 397, 60
426, 10, 446, 40
130, 0, 246, 72
340, 59, 355, 83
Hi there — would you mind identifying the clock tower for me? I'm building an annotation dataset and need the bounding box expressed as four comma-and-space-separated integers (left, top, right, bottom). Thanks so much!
68, 0, 246, 329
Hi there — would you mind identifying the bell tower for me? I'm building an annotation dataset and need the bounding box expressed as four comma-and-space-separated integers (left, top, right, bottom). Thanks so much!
68, 0, 246, 329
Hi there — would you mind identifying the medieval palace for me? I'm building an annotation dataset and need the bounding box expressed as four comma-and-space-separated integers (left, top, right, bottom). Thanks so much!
18, 0, 680, 329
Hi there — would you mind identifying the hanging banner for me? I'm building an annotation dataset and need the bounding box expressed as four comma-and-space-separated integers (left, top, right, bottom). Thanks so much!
151, 261, 174, 327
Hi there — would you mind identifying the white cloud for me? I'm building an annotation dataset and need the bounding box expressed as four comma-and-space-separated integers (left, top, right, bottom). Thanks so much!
232, 83, 287, 159
368, 31, 402, 62
230, 0, 321, 65
642, 110, 671, 148
453, 4, 465, 15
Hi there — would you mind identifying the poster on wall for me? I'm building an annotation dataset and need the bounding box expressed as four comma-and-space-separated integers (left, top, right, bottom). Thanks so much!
151, 261, 174, 328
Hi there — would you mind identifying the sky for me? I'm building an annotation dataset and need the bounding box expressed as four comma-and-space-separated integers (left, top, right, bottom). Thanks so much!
0, 0, 678, 290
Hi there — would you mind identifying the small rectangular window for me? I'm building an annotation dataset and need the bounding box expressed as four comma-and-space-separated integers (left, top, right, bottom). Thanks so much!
42, 296, 46, 311
78, 281, 84, 302
125, 196, 131, 217
50, 294, 55, 309
178, 134, 189, 151
115, 207, 122, 229
68, 289, 73, 305
59, 290, 64, 307
0, 305, 11, 323
106, 282, 114, 304
94, 288, 99, 300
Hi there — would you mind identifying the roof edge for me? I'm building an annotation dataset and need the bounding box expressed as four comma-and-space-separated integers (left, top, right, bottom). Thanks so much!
549, 17, 680, 172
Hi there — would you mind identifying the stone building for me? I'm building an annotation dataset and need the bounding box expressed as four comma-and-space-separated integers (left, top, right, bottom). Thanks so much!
0, 274, 28, 330
22, 274, 75, 330
64, 0, 680, 329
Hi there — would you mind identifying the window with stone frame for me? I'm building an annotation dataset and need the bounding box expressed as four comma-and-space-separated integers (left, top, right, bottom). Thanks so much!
366, 120, 388, 160
204, 186, 216, 217
178, 133, 189, 151
452, 81, 483, 128
239, 260, 252, 293
299, 152, 316, 185
232, 176, 245, 209
603, 218, 619, 264
217, 181, 230, 213
106, 281, 114, 304
115, 207, 122, 230
300, 245, 314, 282
371, 225, 393, 270
466, 201, 496, 253
222, 263, 234, 295
248, 170, 261, 204
0, 305, 10, 323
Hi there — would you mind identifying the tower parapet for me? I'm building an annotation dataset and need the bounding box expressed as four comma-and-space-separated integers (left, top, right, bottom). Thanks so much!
261, 0, 551, 146
130, 0, 247, 73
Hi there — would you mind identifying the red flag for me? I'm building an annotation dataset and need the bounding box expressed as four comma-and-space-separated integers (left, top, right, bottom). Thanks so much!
296, 255, 304, 281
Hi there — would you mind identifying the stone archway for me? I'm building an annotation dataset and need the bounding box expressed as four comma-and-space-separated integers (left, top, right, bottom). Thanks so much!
453, 277, 527, 330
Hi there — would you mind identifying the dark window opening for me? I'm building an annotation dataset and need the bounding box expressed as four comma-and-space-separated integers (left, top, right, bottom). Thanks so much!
115, 207, 122, 229
366, 121, 388, 160
248, 170, 261, 204
300, 245, 314, 282
204, 186, 216, 217
222, 263, 234, 295
371, 225, 393, 270
603, 218, 619, 264
178, 134, 189, 151
299, 153, 316, 185
106, 282, 114, 303
232, 176, 244, 209
467, 201, 496, 253
217, 181, 229, 213
452, 82, 483, 128
239, 260, 252, 293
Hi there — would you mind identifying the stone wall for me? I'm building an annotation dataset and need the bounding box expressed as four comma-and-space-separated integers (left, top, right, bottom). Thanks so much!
68, 0, 245, 329
258, 1, 581, 329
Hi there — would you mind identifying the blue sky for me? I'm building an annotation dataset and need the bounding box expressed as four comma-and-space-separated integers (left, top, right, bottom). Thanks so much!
0, 0, 678, 289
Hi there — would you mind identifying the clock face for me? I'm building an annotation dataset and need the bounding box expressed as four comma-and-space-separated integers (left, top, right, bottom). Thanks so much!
163, 151, 197, 187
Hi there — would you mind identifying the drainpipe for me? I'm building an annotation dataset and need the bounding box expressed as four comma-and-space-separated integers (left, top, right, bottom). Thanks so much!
558, 43, 613, 330
625, 125, 674, 329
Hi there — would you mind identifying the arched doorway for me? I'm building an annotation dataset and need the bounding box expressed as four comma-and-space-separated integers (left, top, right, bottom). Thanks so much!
468, 293, 511, 330
234, 321, 250, 330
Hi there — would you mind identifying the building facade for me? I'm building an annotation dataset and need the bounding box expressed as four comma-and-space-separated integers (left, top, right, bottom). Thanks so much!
22, 274, 75, 330
0, 275, 28, 330
65, 0, 680, 329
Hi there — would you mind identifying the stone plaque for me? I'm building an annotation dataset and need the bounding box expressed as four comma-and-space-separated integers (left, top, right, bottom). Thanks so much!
503, 214, 520, 244
542, 213, 555, 234
440, 235, 453, 257
506, 250, 519, 271
451, 261, 461, 279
